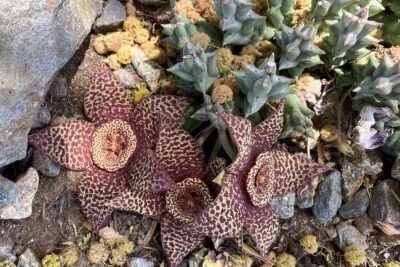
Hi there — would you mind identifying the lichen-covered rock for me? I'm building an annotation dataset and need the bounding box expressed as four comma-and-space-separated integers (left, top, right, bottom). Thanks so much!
0, 168, 39, 219
94, 0, 126, 32
368, 179, 400, 225
0, 0, 102, 168
312, 170, 342, 223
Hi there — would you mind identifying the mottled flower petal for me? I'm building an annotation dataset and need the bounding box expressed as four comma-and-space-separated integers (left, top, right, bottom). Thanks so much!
251, 100, 285, 155
204, 157, 227, 196
218, 112, 252, 155
107, 188, 166, 215
78, 166, 127, 231
28, 120, 95, 171
131, 95, 192, 149
247, 149, 329, 207
127, 149, 176, 192
84, 63, 133, 125
156, 116, 205, 182
244, 204, 279, 254
188, 172, 245, 238
161, 214, 204, 267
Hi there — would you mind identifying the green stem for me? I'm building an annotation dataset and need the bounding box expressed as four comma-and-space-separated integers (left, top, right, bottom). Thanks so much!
209, 138, 221, 161
196, 125, 214, 145
218, 128, 236, 161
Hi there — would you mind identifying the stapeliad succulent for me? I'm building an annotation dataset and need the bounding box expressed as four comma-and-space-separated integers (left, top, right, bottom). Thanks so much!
234, 54, 294, 117
159, 101, 329, 265
168, 42, 218, 94
267, 0, 295, 28
323, 7, 381, 66
162, 12, 198, 49
353, 53, 400, 113
28, 64, 192, 230
310, 0, 353, 24
214, 0, 266, 45
283, 93, 315, 137
277, 24, 324, 77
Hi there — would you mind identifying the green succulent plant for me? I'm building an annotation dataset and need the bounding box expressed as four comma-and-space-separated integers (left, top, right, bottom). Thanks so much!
373, 11, 400, 45
168, 42, 218, 95
346, 0, 385, 17
162, 12, 198, 49
310, 0, 352, 24
388, 131, 400, 158
323, 7, 381, 66
267, 0, 295, 28
383, 0, 400, 17
353, 53, 400, 113
234, 54, 294, 117
277, 24, 324, 77
214, 0, 266, 45
283, 93, 314, 137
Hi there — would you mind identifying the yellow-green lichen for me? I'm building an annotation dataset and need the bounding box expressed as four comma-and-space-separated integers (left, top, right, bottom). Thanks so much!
274, 253, 296, 267
133, 88, 152, 103
190, 33, 211, 49
0, 260, 16, 267
87, 242, 109, 264
299, 235, 319, 254
344, 244, 367, 266
41, 253, 61, 267
174, 0, 203, 23
211, 84, 233, 104
59, 247, 79, 267
216, 48, 234, 73
383, 263, 400, 267
116, 46, 135, 65
104, 54, 121, 70
105, 238, 134, 266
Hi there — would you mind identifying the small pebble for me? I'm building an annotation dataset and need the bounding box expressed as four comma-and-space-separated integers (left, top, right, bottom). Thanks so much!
94, 0, 127, 32
31, 106, 51, 129
17, 248, 40, 267
270, 192, 296, 219
334, 222, 368, 250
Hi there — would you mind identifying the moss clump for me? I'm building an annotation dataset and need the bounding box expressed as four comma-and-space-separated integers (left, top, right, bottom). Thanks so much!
212, 84, 233, 104
190, 33, 211, 49
141, 37, 167, 65
123, 16, 144, 33
299, 235, 318, 254
42, 254, 61, 267
105, 238, 134, 266
240, 44, 262, 63
320, 124, 338, 142
195, 0, 219, 26
87, 242, 109, 264
134, 88, 152, 103
93, 32, 135, 55
344, 244, 367, 266
216, 48, 234, 73
0, 260, 16, 267
275, 253, 296, 267
233, 54, 256, 70
59, 247, 79, 267
383, 263, 400, 267
174, 0, 203, 23
116, 46, 135, 65
214, 74, 239, 95
134, 28, 150, 44
104, 54, 121, 70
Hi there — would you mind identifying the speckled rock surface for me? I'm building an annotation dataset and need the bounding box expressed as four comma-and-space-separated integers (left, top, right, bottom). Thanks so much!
271, 192, 296, 219
339, 189, 369, 219
334, 222, 368, 250
0, 168, 39, 219
32, 149, 61, 177
94, 0, 126, 32
0, 175, 18, 206
17, 248, 40, 267
368, 179, 400, 225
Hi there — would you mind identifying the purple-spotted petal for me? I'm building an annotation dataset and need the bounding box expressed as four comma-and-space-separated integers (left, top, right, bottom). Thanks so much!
28, 120, 95, 171
127, 149, 176, 192
107, 188, 166, 215
78, 166, 127, 231
204, 157, 227, 196
218, 112, 252, 155
251, 100, 285, 155
244, 204, 279, 255
84, 63, 132, 125
161, 214, 204, 267
131, 95, 192, 149
156, 115, 205, 183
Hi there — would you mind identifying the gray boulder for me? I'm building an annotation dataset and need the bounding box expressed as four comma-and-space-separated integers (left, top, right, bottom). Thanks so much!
0, 0, 102, 168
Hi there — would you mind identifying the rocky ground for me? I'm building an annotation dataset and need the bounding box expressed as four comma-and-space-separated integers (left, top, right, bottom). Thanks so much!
1, 0, 400, 266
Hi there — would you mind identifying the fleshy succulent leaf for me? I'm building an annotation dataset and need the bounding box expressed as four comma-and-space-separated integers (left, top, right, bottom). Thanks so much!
215, 0, 266, 45
156, 115, 206, 182
161, 214, 205, 267
267, 0, 295, 28
310, 0, 353, 24
127, 149, 176, 192
78, 166, 127, 231
162, 12, 199, 49
234, 54, 294, 117
131, 95, 192, 149
244, 204, 279, 254
28, 120, 95, 171
84, 63, 133, 125
283, 93, 315, 137
277, 24, 324, 77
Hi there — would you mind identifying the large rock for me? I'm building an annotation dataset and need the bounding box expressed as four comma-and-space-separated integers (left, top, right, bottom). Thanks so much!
0, 0, 102, 167
94, 0, 126, 32
0, 168, 39, 219
339, 189, 369, 219
334, 222, 368, 250
312, 170, 342, 223
368, 179, 400, 225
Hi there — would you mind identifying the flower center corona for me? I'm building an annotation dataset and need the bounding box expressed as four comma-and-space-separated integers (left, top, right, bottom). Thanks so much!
166, 178, 213, 223
92, 119, 137, 172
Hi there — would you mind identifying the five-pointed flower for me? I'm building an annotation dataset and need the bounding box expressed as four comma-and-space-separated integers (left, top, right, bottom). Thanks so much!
28, 63, 192, 230
159, 101, 330, 266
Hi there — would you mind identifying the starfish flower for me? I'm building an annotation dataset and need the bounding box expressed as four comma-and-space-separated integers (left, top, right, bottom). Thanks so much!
160, 101, 330, 266
28, 64, 192, 230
